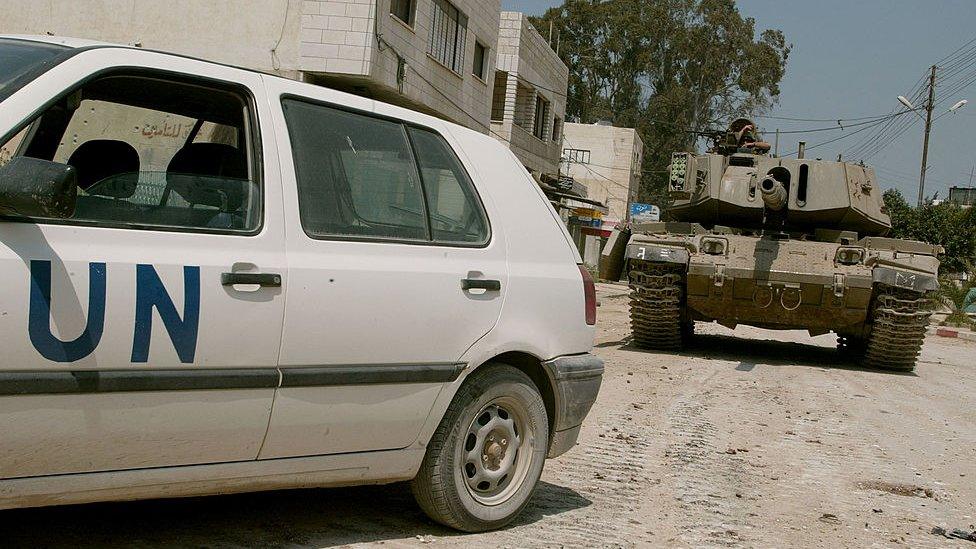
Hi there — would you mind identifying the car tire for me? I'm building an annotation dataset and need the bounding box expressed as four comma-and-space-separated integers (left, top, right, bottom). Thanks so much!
411, 363, 549, 532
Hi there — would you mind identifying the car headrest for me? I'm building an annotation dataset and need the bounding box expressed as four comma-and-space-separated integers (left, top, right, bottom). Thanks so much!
167, 143, 249, 212
66, 140, 140, 197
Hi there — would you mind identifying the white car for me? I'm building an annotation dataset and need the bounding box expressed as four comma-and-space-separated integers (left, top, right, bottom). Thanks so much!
0, 36, 603, 532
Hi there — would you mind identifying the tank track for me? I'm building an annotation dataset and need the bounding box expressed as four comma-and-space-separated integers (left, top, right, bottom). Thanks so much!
628, 262, 689, 350
863, 290, 932, 371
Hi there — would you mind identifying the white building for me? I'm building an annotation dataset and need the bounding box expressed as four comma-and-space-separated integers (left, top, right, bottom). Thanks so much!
0, 0, 502, 133
562, 122, 645, 227
489, 11, 568, 178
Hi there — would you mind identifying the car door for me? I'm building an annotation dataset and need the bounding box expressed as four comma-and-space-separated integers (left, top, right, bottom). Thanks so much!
0, 48, 286, 478
258, 78, 508, 459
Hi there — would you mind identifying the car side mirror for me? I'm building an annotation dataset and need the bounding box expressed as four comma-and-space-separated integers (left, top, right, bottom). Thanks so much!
0, 156, 77, 219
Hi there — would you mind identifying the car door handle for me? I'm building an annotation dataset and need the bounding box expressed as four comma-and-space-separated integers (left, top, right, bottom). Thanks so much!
462, 278, 501, 292
221, 272, 282, 287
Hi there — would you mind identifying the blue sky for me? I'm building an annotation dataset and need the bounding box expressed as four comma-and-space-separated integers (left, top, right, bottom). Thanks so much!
501, 0, 976, 199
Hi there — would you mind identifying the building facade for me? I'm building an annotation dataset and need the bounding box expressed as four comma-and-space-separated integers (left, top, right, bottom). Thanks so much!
0, 0, 501, 133
489, 12, 568, 177
948, 186, 976, 208
562, 122, 645, 227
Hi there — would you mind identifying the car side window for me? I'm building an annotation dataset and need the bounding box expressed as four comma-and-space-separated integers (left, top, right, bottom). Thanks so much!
0, 74, 259, 232
283, 98, 490, 246
408, 127, 489, 244
283, 99, 429, 241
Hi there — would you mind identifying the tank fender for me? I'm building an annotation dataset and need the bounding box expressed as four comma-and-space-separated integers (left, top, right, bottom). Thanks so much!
872, 266, 938, 293
625, 242, 690, 265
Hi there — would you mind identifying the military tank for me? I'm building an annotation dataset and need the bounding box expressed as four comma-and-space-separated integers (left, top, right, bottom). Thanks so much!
600, 119, 941, 372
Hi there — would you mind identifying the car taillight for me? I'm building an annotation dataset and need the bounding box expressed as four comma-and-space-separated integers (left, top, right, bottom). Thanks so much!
579, 265, 597, 326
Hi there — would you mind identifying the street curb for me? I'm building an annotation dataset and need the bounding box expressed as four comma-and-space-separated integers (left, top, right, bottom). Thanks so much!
928, 326, 976, 342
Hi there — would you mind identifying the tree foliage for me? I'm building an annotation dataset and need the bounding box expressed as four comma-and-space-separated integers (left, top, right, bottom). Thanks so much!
883, 188, 976, 273
530, 0, 791, 205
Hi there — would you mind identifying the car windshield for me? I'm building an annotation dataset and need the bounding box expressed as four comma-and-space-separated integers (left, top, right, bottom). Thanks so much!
0, 38, 70, 102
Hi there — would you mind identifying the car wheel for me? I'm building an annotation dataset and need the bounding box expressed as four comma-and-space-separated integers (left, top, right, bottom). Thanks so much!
411, 363, 549, 532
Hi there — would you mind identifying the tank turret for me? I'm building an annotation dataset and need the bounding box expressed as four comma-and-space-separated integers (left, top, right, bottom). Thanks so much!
665, 119, 891, 238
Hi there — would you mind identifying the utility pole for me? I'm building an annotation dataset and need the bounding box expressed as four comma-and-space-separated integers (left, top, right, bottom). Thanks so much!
918, 65, 937, 207
774, 129, 779, 157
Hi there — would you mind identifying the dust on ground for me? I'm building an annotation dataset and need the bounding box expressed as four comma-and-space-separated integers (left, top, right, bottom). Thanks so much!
2, 283, 974, 548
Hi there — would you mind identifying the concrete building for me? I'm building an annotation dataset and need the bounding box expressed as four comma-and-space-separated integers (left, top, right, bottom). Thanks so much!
948, 186, 976, 208
562, 122, 645, 227
489, 11, 568, 178
0, 0, 502, 133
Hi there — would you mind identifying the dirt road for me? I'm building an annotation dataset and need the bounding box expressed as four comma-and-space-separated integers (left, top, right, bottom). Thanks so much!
2, 283, 974, 548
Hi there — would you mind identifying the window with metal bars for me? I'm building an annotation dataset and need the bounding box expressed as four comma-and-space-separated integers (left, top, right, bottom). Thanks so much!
428, 0, 468, 74
564, 149, 591, 164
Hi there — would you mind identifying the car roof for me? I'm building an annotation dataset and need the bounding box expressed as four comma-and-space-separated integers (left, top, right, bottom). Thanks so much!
0, 34, 122, 49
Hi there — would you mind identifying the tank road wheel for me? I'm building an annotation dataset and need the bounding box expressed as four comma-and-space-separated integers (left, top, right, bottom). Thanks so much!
628, 262, 688, 350
411, 364, 548, 532
863, 290, 932, 372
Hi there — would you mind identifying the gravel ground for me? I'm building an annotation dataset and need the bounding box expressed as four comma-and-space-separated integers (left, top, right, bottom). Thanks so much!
2, 282, 974, 548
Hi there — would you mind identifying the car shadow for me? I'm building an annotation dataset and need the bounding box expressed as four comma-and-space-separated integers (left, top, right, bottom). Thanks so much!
613, 333, 918, 377
0, 480, 590, 548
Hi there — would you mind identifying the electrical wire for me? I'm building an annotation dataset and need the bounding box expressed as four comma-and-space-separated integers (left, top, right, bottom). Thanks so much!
756, 111, 910, 123
780, 115, 904, 157
768, 111, 921, 134
843, 76, 929, 160
936, 36, 976, 66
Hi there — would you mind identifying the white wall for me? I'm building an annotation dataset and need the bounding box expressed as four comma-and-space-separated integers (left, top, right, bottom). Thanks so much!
563, 123, 645, 225
0, 0, 305, 79
300, 0, 376, 76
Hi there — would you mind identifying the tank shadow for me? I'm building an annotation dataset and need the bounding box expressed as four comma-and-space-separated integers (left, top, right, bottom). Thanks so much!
0, 481, 590, 548
618, 333, 918, 377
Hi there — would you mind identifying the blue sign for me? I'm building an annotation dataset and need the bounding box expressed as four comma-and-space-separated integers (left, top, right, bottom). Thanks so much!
630, 203, 653, 216
630, 203, 660, 222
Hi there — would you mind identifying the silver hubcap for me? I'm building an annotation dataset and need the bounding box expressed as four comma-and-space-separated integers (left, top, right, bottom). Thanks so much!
461, 398, 534, 505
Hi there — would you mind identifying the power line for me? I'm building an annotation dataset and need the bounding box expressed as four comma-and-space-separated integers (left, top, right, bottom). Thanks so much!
845, 114, 915, 160
780, 116, 901, 157
847, 95, 924, 160
938, 44, 976, 76
936, 36, 976, 65
755, 111, 909, 123
769, 110, 920, 134
843, 74, 929, 160
858, 119, 920, 161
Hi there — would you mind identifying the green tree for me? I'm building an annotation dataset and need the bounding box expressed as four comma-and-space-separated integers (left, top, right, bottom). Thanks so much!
531, 0, 791, 205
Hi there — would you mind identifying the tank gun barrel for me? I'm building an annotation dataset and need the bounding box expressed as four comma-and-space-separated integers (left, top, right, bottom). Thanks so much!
760, 176, 788, 211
